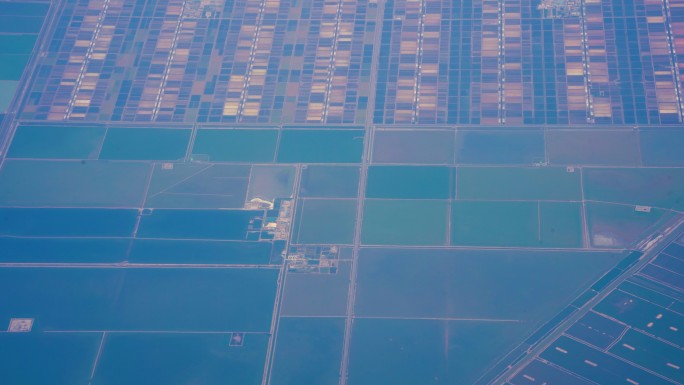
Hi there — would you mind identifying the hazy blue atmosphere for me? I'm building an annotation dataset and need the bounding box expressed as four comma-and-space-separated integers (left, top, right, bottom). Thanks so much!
0, 0, 684, 384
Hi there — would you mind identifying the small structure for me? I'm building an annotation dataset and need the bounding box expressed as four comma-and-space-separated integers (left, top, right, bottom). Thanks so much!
229, 332, 245, 347
287, 245, 339, 273
538, 0, 581, 18
8, 318, 34, 332
245, 197, 274, 210
635, 205, 652, 213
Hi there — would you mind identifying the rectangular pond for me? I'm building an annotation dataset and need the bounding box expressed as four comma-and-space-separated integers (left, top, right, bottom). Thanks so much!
0, 267, 279, 332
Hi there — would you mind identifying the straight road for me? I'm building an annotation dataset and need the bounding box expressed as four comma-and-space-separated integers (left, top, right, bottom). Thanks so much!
338, 0, 386, 382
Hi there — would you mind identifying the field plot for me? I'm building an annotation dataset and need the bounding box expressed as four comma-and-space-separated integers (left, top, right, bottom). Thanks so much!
509, 360, 596, 385
595, 289, 684, 347
299, 165, 359, 198
361, 199, 448, 245
270, 317, 345, 385
0, 1, 47, 112
354, 248, 623, 321
0, 54, 30, 80
348, 318, 533, 385
0, 34, 38, 54
365, 166, 454, 199
191, 129, 278, 163
511, 233, 684, 384
586, 202, 672, 248
0, 332, 100, 385
0, 84, 13, 114
98, 128, 191, 161
0, 267, 278, 332
609, 329, 684, 383
372, 0, 523, 125
583, 168, 684, 211
664, 242, 684, 259
247, 165, 296, 201
620, 278, 684, 314
129, 239, 273, 265
137, 209, 259, 240
451, 201, 583, 247
640, 263, 684, 292
546, 130, 641, 166
457, 166, 582, 201
280, 261, 351, 317
0, 15, 45, 33
294, 199, 357, 245
145, 163, 250, 209
639, 128, 684, 166
654, 251, 684, 275
540, 336, 672, 385
0, 208, 137, 237
277, 130, 364, 164
371, 130, 455, 164
0, 160, 151, 207
21, 0, 376, 123
451, 201, 537, 247
92, 333, 270, 385
0, 238, 129, 263
455, 130, 545, 164
539, 202, 585, 248
566, 311, 627, 350
625, 279, 684, 335
7, 124, 106, 159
